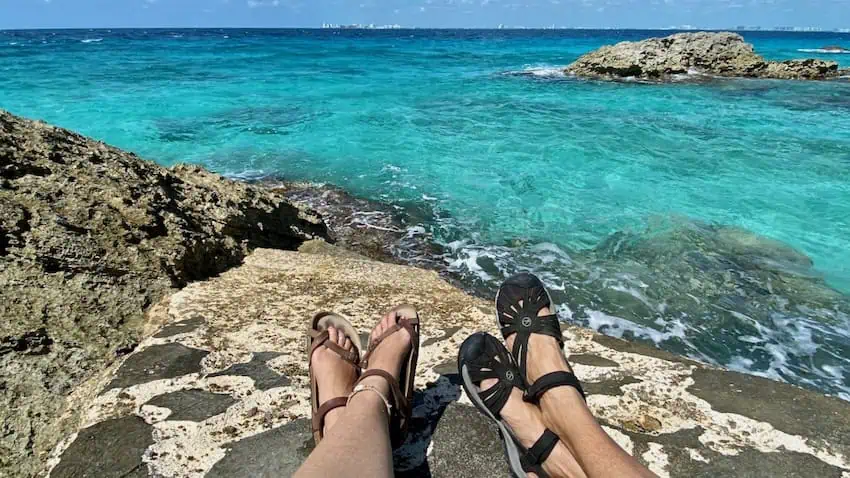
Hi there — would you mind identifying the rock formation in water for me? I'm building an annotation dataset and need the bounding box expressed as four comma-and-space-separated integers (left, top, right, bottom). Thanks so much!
0, 110, 328, 476
565, 32, 840, 81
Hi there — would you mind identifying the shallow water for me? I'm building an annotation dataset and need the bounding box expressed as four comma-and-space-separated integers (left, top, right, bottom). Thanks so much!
2, 28, 849, 399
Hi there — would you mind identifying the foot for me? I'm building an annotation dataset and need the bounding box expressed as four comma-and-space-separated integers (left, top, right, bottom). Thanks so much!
363, 308, 413, 386
480, 374, 586, 478
505, 304, 579, 394
481, 376, 550, 450
311, 326, 359, 435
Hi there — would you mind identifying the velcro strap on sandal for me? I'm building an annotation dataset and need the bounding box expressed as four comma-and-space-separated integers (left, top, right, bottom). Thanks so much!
523, 371, 586, 403
521, 429, 559, 477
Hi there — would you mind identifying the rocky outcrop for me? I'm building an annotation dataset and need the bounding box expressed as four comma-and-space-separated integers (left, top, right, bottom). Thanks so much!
565, 32, 840, 81
0, 110, 328, 477
765, 58, 843, 80
42, 244, 850, 477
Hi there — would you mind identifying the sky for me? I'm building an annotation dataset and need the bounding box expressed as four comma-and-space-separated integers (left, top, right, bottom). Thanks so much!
1, 0, 848, 30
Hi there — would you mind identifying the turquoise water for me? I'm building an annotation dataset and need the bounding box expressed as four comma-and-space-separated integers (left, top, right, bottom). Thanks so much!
2, 29, 849, 398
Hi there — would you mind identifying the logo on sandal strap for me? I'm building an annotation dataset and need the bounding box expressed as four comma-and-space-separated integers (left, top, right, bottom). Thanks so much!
505, 371, 515, 381
521, 317, 532, 327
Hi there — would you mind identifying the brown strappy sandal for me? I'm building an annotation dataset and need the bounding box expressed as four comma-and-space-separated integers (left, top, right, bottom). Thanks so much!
358, 304, 421, 449
307, 312, 363, 446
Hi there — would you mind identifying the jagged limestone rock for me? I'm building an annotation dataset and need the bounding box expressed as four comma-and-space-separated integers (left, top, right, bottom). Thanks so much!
565, 32, 839, 81
0, 110, 328, 477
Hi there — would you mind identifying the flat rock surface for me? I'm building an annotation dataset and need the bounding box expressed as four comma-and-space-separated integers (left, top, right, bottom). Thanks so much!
44, 245, 850, 477
565, 31, 840, 81
0, 110, 328, 477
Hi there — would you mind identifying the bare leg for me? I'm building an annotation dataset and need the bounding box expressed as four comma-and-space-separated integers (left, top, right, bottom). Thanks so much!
506, 307, 656, 478
479, 376, 588, 478
295, 311, 413, 478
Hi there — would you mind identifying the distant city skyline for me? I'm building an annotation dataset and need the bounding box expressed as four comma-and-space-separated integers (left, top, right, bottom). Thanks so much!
2, 0, 850, 31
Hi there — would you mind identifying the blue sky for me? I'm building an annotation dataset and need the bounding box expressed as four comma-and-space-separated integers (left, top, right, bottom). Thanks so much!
1, 0, 848, 29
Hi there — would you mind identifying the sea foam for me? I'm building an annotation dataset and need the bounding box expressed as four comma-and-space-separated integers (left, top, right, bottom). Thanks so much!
797, 48, 850, 54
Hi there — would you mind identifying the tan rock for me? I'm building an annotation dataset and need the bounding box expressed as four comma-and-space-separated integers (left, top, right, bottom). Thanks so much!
0, 110, 328, 477
565, 32, 839, 81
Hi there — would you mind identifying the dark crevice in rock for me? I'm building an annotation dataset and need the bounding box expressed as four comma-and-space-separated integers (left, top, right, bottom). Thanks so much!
1, 162, 52, 180
0, 203, 31, 256
0, 328, 53, 356
55, 216, 91, 235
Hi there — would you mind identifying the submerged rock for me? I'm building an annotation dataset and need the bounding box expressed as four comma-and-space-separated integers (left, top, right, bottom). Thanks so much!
0, 110, 328, 477
565, 32, 840, 82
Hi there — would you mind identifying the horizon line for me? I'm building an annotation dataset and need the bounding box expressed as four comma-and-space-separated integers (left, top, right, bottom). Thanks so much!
2, 26, 848, 32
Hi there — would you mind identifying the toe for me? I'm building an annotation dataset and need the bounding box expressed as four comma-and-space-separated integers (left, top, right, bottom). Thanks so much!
336, 327, 346, 346
383, 310, 395, 329
343, 337, 352, 351
372, 320, 384, 343
327, 326, 336, 345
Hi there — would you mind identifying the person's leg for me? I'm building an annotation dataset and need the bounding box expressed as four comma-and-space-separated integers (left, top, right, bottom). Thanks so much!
295, 311, 414, 478
506, 306, 657, 478
478, 375, 588, 478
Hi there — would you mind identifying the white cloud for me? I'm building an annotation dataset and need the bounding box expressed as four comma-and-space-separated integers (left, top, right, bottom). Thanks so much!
419, 6, 426, 11
247, 0, 280, 7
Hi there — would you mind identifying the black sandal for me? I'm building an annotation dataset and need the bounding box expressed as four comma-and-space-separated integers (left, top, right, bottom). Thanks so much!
495, 272, 586, 403
458, 332, 561, 478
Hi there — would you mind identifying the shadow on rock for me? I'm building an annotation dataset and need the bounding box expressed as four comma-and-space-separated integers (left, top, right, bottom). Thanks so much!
394, 374, 463, 477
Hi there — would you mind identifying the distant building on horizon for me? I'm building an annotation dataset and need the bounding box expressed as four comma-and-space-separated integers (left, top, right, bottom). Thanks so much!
321, 23, 403, 29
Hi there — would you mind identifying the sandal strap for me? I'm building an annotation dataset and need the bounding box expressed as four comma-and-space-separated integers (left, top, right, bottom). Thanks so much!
496, 274, 564, 379
524, 371, 586, 403
312, 396, 348, 434
500, 314, 563, 380
356, 369, 409, 418
521, 429, 559, 477
361, 316, 420, 367
310, 329, 360, 365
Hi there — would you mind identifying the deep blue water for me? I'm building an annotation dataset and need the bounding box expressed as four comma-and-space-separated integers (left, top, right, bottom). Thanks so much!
2, 28, 849, 399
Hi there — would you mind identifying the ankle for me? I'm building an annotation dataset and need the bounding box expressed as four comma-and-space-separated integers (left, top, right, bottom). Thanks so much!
502, 403, 546, 449
322, 408, 345, 436
357, 374, 392, 396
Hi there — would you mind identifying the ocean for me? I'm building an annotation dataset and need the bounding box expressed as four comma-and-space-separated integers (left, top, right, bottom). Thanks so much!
1, 28, 849, 399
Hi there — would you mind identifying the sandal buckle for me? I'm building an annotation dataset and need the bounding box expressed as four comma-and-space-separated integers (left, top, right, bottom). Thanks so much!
521, 317, 533, 328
